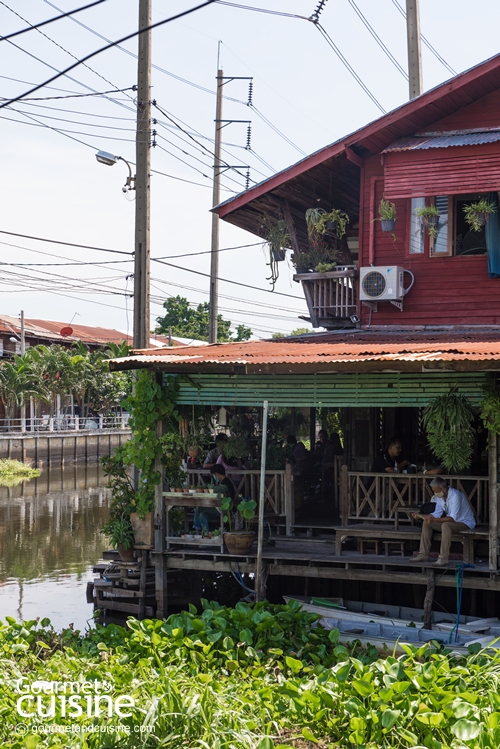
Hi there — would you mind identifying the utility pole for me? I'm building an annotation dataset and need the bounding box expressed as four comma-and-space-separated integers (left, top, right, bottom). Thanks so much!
406, 0, 423, 99
133, 0, 152, 350
209, 68, 223, 344
20, 310, 26, 432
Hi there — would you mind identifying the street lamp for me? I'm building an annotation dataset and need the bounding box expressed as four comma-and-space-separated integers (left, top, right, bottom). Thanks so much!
95, 151, 135, 193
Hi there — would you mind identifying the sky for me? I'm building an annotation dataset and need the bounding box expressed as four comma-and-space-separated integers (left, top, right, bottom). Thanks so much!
1, 0, 500, 339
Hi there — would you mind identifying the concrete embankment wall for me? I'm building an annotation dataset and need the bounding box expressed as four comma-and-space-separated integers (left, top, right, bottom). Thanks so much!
0, 429, 130, 467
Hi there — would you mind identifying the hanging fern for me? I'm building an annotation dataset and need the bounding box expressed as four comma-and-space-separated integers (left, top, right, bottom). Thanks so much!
423, 388, 475, 473
480, 375, 500, 435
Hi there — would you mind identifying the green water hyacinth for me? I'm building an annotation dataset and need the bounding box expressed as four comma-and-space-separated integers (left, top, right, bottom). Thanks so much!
0, 601, 499, 748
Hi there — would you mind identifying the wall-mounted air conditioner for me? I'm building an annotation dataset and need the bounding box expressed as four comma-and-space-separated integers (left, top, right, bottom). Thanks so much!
359, 266, 406, 302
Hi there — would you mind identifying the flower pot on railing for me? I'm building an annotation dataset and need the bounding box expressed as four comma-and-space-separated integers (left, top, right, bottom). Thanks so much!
223, 531, 255, 554
130, 512, 154, 547
272, 249, 286, 262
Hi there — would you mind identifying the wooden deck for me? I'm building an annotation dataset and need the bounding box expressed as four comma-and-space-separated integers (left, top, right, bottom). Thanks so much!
155, 537, 500, 593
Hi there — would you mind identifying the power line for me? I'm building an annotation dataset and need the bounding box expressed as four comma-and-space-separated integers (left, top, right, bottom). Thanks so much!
315, 23, 386, 114
0, 1, 217, 110
2, 87, 134, 102
249, 104, 307, 156
347, 0, 408, 80
0, 0, 108, 41
151, 257, 305, 300
391, 0, 457, 76
214, 1, 310, 20
0, 230, 132, 255
155, 241, 263, 260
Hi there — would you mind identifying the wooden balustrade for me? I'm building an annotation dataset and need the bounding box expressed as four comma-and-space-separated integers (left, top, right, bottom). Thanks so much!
184, 467, 292, 518
294, 267, 358, 328
341, 470, 489, 526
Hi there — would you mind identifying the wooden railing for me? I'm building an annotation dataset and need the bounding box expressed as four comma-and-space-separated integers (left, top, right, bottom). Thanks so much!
294, 267, 358, 328
184, 467, 292, 520
341, 470, 489, 526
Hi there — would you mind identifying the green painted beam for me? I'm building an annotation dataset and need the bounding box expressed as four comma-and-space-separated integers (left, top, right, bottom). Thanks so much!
167, 372, 486, 407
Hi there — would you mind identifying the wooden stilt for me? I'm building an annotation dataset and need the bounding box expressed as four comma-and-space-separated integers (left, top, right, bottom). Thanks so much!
488, 429, 498, 571
423, 568, 435, 630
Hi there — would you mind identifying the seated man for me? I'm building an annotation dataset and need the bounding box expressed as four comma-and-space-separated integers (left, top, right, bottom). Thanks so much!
203, 433, 228, 468
193, 464, 236, 533
371, 437, 409, 473
411, 477, 476, 567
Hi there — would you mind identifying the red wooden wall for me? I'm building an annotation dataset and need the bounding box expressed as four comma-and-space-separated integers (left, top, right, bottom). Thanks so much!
358, 153, 500, 327
419, 88, 500, 133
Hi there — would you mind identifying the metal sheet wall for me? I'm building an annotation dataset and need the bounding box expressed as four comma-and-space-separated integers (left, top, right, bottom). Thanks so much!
169, 372, 486, 407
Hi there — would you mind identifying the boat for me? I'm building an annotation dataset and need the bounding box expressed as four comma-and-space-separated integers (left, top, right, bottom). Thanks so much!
283, 596, 500, 652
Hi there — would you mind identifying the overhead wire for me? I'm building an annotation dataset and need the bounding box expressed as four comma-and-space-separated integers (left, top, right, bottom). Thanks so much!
391, 0, 457, 76
347, 0, 408, 80
0, 0, 218, 109
315, 22, 386, 114
0, 0, 108, 41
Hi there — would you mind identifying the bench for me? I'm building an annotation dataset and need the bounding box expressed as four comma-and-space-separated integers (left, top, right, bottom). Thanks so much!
335, 524, 489, 563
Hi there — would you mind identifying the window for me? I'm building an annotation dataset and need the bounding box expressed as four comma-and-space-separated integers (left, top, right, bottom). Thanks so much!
410, 193, 491, 257
409, 197, 425, 254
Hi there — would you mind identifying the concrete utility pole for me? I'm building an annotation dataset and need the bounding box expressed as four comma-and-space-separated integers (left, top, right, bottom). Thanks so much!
20, 310, 26, 432
406, 0, 423, 99
209, 68, 224, 344
133, 0, 152, 350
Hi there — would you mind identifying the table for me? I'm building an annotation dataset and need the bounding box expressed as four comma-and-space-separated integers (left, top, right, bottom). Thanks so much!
163, 492, 224, 552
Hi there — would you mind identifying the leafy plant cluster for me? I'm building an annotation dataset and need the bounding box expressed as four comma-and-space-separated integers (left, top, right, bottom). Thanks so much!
0, 341, 131, 427
2, 601, 500, 748
463, 198, 497, 232
424, 388, 476, 473
480, 375, 500, 435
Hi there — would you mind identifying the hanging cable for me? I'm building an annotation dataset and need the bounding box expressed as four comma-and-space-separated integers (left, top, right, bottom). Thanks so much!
347, 0, 408, 80
0, 0, 108, 41
0, 0, 217, 109
315, 23, 386, 114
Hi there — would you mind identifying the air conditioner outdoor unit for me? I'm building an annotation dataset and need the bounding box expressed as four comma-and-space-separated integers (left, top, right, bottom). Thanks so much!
359, 266, 405, 302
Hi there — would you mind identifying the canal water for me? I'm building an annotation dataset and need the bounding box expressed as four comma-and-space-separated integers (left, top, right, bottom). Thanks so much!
0, 466, 110, 632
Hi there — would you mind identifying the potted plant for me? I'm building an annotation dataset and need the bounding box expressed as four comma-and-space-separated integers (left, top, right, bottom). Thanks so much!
101, 514, 135, 562
377, 199, 397, 232
423, 388, 475, 473
291, 251, 315, 274
415, 204, 440, 238
260, 214, 291, 290
207, 480, 216, 494
463, 198, 497, 231
305, 207, 349, 241
220, 495, 257, 554
315, 261, 337, 273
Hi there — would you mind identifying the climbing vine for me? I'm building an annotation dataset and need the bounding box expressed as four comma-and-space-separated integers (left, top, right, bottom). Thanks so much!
120, 370, 180, 517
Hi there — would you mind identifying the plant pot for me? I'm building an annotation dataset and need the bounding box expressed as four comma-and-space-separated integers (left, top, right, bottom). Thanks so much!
272, 249, 286, 262
422, 215, 439, 229
381, 219, 395, 232
130, 512, 154, 547
117, 544, 134, 562
477, 212, 487, 226
324, 219, 337, 236
295, 266, 311, 274
223, 531, 255, 555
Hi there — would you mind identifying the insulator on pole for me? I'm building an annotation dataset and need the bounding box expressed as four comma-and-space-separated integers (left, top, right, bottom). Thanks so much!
246, 124, 252, 150
247, 80, 253, 106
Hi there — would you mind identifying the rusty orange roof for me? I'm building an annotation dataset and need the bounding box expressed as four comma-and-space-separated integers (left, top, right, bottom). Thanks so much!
110, 329, 500, 372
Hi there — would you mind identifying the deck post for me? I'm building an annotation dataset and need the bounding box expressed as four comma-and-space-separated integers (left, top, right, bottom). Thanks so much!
285, 462, 294, 535
423, 568, 435, 630
488, 429, 498, 571
154, 415, 167, 618
340, 465, 349, 525
256, 400, 269, 601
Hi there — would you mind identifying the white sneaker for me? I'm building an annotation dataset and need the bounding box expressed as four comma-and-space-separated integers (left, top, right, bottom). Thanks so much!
410, 554, 428, 562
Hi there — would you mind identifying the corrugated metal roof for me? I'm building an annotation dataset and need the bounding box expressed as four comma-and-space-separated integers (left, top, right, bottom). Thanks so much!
382, 131, 500, 153
111, 330, 500, 370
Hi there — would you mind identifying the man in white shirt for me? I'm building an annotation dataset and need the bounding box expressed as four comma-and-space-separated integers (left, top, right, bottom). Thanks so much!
411, 477, 476, 567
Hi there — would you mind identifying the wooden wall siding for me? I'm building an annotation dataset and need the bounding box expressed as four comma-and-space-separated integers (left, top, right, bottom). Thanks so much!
418, 88, 500, 134
172, 372, 487, 408
359, 154, 500, 327
384, 142, 500, 199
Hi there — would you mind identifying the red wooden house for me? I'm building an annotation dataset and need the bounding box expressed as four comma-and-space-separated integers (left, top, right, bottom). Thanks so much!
215, 52, 500, 330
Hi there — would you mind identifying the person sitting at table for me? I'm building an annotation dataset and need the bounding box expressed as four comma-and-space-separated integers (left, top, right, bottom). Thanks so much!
203, 433, 228, 467
371, 437, 410, 473
322, 433, 343, 464
285, 435, 310, 471
411, 477, 476, 566
314, 429, 329, 461
193, 464, 236, 533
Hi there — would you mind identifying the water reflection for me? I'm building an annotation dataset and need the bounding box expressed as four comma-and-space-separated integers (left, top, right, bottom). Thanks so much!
0, 465, 110, 631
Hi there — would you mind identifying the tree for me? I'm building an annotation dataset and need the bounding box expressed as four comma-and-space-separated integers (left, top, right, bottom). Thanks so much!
272, 327, 313, 339
155, 296, 251, 342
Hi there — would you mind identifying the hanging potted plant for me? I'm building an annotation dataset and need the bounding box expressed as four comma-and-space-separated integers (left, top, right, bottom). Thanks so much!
291, 250, 315, 274
220, 495, 257, 554
415, 204, 440, 239
463, 198, 497, 231
377, 198, 397, 232
260, 214, 291, 290
305, 207, 349, 241
423, 387, 475, 473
